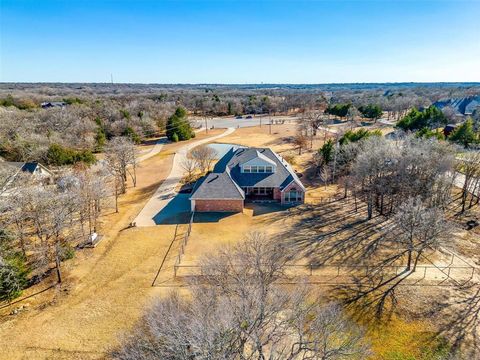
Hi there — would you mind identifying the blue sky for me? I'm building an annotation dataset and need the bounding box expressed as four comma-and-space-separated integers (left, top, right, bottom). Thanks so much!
1, 0, 479, 83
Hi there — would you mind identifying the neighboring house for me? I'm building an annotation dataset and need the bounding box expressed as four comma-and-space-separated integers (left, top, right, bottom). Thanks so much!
443, 124, 459, 137
41, 101, 66, 109
433, 95, 480, 116
1, 162, 53, 193
190, 147, 305, 212
7, 162, 53, 178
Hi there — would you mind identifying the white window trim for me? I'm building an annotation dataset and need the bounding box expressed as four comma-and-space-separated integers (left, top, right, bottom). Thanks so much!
242, 165, 275, 173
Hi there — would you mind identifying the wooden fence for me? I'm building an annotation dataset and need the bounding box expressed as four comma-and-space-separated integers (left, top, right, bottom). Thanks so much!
173, 211, 195, 277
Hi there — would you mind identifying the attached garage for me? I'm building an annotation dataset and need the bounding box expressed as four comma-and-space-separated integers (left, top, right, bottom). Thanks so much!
190, 172, 245, 213
193, 199, 244, 212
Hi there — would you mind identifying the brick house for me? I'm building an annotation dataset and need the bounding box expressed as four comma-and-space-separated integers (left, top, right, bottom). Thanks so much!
190, 147, 305, 212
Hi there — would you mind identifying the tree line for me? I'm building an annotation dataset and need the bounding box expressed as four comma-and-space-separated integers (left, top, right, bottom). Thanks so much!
0, 136, 138, 302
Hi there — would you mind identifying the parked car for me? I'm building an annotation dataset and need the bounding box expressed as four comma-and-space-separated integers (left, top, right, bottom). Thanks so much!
235, 115, 243, 119
246, 115, 253, 119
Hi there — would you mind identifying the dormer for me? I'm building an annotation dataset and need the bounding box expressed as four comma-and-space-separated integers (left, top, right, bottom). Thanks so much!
240, 150, 277, 173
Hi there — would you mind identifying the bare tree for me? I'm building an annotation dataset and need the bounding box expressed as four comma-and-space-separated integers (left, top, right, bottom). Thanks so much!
5, 184, 80, 283
113, 232, 370, 360
105, 136, 137, 193
457, 152, 480, 212
350, 136, 456, 219
394, 197, 451, 272
302, 109, 325, 137
58, 166, 110, 240
190, 145, 217, 174
293, 130, 308, 155
180, 156, 198, 183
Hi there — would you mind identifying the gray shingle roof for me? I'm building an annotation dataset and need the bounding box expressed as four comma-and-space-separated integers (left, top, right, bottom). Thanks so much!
215, 147, 305, 190
190, 172, 245, 200
4, 162, 39, 174
190, 147, 305, 200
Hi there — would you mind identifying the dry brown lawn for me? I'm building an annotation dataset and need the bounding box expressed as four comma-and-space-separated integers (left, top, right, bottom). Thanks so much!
0, 130, 224, 359
1, 124, 478, 359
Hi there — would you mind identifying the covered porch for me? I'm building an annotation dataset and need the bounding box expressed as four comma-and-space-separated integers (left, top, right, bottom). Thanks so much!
243, 187, 278, 202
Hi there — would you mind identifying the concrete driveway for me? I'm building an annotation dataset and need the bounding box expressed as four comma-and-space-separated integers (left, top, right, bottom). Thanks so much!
136, 137, 168, 163
134, 127, 236, 226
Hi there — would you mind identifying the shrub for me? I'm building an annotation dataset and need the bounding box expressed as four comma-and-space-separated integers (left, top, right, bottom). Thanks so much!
448, 118, 478, 147
63, 97, 83, 105
0, 254, 28, 302
46, 144, 96, 166
171, 133, 179, 142
415, 127, 445, 140
397, 106, 447, 131
122, 126, 141, 144
0, 95, 37, 110
95, 127, 107, 151
59, 243, 75, 261
358, 104, 382, 120
339, 128, 382, 145
325, 103, 351, 118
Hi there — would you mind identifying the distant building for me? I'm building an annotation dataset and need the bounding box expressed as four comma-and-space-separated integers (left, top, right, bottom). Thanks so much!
41, 101, 66, 109
190, 147, 305, 212
433, 95, 480, 116
7, 162, 53, 177
443, 124, 459, 137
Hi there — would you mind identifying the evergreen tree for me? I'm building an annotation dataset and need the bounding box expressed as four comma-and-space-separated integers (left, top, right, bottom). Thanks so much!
166, 107, 194, 141
319, 139, 334, 164
358, 104, 382, 121
449, 118, 477, 147
397, 106, 447, 131
339, 129, 382, 145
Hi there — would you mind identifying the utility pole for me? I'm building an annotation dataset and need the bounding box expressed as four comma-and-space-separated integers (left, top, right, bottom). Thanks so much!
269, 120, 272, 134
111, 73, 114, 84
204, 116, 208, 134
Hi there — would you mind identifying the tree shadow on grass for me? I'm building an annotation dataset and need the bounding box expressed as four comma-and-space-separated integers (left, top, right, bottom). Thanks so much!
266, 196, 419, 320
425, 283, 480, 357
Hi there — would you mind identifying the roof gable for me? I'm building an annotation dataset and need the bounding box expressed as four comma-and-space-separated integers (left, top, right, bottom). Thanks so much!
213, 147, 304, 190
190, 172, 245, 200
240, 151, 277, 168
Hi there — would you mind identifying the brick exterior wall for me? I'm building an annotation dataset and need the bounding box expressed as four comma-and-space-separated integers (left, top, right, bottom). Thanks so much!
194, 199, 244, 212
281, 181, 305, 205
273, 188, 282, 200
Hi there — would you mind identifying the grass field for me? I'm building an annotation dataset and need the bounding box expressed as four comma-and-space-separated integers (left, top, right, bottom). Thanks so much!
0, 124, 478, 359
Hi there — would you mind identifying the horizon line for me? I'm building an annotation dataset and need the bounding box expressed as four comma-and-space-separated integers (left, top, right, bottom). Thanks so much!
1, 81, 480, 86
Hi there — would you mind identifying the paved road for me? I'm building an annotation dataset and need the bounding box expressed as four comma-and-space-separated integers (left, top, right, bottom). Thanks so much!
192, 115, 298, 129
134, 127, 236, 226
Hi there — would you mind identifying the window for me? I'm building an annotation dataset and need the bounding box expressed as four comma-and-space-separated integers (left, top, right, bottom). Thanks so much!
244, 165, 274, 173
285, 190, 302, 202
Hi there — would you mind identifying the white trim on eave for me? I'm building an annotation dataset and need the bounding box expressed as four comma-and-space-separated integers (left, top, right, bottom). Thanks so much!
280, 179, 306, 193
